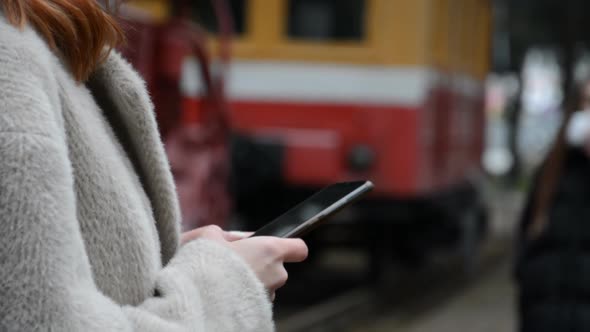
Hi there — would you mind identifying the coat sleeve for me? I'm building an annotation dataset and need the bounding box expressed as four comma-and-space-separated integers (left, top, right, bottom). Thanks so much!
0, 47, 273, 331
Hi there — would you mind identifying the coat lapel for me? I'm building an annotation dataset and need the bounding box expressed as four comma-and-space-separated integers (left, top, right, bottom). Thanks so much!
87, 51, 180, 265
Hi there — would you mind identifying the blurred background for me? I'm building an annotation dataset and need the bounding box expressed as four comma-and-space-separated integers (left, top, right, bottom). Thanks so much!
113, 0, 590, 331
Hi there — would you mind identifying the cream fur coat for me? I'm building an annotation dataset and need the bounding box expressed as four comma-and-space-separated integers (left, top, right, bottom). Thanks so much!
0, 14, 273, 332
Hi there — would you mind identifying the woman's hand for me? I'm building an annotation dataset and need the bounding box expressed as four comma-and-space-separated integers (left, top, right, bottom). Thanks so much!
181, 226, 251, 244
228, 236, 307, 300
181, 225, 308, 300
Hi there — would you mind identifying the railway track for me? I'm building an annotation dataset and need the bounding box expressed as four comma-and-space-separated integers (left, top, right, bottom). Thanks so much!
275, 237, 512, 332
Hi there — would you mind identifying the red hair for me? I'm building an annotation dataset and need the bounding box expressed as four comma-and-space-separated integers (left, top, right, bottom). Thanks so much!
2, 0, 125, 81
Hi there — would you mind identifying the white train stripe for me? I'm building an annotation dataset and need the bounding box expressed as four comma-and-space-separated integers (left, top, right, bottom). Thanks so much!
224, 61, 483, 106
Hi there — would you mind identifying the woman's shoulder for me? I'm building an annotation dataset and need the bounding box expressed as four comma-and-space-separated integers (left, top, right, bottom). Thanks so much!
0, 13, 58, 78
0, 14, 64, 137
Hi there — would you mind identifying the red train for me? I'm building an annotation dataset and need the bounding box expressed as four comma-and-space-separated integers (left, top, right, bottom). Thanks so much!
120, 0, 492, 274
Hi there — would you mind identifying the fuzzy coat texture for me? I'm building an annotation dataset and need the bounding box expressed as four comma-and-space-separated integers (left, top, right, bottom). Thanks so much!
0, 14, 273, 332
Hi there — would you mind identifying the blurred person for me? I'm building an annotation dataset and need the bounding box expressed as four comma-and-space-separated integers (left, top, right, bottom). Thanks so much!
516, 77, 590, 332
0, 1, 307, 331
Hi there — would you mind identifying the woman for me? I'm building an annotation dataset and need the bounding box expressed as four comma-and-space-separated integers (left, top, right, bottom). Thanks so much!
516, 78, 590, 332
0, 1, 307, 331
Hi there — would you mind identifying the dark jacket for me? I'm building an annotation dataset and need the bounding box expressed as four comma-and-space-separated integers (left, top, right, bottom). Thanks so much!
517, 147, 590, 332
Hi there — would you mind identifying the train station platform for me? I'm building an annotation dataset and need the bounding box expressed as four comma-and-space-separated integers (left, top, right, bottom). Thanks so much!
357, 259, 516, 332
276, 187, 524, 332
351, 188, 522, 332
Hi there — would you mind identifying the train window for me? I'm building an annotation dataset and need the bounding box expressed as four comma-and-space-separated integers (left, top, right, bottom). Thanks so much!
286, 0, 366, 42
188, 0, 248, 35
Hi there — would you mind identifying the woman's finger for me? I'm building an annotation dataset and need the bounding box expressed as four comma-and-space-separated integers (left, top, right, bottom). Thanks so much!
279, 238, 309, 263
181, 225, 225, 244
223, 231, 254, 242
180, 228, 202, 245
